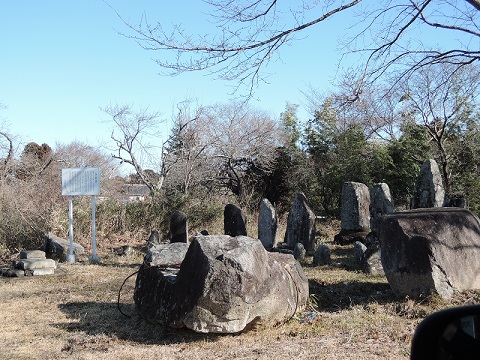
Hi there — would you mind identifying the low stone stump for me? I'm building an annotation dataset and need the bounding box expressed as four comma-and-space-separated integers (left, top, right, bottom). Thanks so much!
1, 250, 56, 277
362, 245, 384, 276
312, 244, 331, 266
379, 208, 480, 298
134, 235, 309, 333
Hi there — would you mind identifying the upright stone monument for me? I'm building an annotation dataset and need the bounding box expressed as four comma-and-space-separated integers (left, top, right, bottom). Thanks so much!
335, 182, 370, 245
224, 204, 247, 237
170, 210, 188, 243
284, 193, 316, 251
258, 198, 278, 249
341, 182, 371, 231
411, 159, 445, 209
369, 183, 395, 234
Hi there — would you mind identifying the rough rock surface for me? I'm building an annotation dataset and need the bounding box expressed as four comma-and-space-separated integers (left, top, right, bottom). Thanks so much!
134, 235, 309, 333
146, 242, 189, 267
258, 198, 278, 249
312, 244, 331, 266
340, 182, 370, 232
411, 159, 445, 209
44, 233, 85, 261
379, 208, 480, 298
284, 193, 316, 251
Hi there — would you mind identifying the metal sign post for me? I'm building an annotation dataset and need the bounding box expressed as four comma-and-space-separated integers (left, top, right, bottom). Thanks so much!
61, 167, 101, 263
67, 196, 74, 263
90, 195, 98, 262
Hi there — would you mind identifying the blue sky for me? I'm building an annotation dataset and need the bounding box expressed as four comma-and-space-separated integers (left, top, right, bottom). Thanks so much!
0, 1, 347, 152
0, 1, 468, 157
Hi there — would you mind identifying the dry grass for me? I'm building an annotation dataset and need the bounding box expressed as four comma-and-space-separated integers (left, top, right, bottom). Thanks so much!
1, 236, 480, 360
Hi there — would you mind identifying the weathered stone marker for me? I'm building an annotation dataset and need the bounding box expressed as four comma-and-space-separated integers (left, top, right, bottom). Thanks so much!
411, 159, 445, 209
284, 193, 316, 251
1, 250, 56, 277
335, 182, 370, 244
312, 244, 331, 266
379, 208, 480, 298
170, 210, 188, 243
341, 181, 370, 231
258, 198, 278, 249
224, 204, 247, 237
369, 183, 395, 234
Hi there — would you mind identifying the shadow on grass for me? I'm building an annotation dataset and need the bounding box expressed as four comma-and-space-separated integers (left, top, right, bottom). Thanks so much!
309, 278, 396, 312
57, 301, 223, 345
303, 246, 363, 271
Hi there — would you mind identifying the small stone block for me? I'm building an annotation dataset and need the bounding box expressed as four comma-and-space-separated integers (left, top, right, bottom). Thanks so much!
30, 268, 55, 276
14, 259, 56, 270
20, 250, 46, 259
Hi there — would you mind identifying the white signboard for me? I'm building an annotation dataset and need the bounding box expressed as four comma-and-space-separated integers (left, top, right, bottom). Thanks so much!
62, 167, 100, 196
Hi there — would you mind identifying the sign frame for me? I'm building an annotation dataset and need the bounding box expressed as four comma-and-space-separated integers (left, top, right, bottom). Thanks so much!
61, 167, 100, 263
62, 167, 100, 196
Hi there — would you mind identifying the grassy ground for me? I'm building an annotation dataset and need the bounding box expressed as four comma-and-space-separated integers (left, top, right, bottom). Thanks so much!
1, 235, 479, 360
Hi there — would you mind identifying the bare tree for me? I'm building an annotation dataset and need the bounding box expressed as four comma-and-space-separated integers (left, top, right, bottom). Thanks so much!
0, 131, 14, 179
117, 1, 480, 94
162, 101, 283, 202
104, 104, 166, 193
203, 102, 282, 199
0, 104, 14, 179
16, 142, 53, 180
162, 101, 210, 194
304, 76, 399, 142
396, 62, 480, 195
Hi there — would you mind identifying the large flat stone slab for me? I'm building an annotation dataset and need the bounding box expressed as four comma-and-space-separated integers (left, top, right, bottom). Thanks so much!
25, 268, 55, 276
20, 250, 46, 259
13, 258, 56, 270
379, 208, 480, 298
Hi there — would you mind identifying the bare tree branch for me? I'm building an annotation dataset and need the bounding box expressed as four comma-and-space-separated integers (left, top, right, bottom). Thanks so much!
113, 0, 361, 95
111, 0, 480, 96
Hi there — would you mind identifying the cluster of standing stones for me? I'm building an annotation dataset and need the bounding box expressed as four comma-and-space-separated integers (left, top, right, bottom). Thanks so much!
135, 158, 480, 333
1, 157, 478, 334
339, 159, 480, 300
